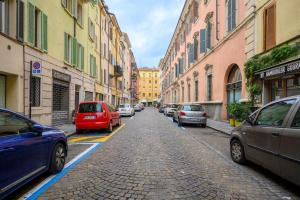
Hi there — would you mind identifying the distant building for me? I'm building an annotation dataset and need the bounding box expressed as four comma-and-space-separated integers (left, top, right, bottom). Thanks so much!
138, 67, 160, 106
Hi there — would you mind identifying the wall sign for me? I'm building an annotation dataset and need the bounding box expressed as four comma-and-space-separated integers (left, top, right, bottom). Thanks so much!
32, 61, 42, 75
259, 59, 300, 79
52, 70, 71, 82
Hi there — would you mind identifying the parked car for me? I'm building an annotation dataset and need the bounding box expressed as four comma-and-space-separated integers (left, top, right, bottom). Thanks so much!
75, 101, 121, 133
164, 104, 179, 117
138, 103, 145, 110
0, 109, 68, 199
118, 104, 135, 117
133, 104, 142, 112
230, 96, 300, 187
159, 105, 166, 113
173, 104, 207, 127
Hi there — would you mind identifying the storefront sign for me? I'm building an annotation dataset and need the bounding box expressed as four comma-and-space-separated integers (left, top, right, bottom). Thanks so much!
259, 59, 300, 79
52, 70, 71, 82
32, 61, 42, 75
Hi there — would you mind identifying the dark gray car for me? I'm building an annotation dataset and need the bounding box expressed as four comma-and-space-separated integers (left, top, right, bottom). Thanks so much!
173, 104, 207, 127
230, 96, 300, 187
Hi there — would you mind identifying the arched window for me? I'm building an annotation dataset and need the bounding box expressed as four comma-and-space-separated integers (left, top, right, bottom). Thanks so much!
227, 64, 242, 105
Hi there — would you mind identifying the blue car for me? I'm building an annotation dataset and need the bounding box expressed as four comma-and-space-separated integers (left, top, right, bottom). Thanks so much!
0, 109, 68, 199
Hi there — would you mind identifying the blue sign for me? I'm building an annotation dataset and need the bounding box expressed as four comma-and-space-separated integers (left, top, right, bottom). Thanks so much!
32, 62, 42, 75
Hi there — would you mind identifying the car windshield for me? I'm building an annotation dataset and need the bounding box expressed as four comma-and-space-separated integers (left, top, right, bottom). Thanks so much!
183, 105, 204, 111
79, 103, 102, 113
171, 104, 179, 108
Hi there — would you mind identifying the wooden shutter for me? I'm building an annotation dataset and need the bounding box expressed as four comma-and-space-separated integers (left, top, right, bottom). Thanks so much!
64, 32, 68, 62
16, 0, 24, 41
200, 29, 206, 53
227, 0, 232, 31
191, 43, 194, 63
264, 4, 276, 50
231, 0, 236, 29
207, 23, 212, 49
72, 37, 77, 66
42, 12, 48, 52
28, 2, 35, 45
194, 38, 198, 60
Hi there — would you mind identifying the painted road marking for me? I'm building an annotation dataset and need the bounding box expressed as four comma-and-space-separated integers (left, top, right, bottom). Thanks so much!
20, 124, 126, 200
21, 143, 102, 200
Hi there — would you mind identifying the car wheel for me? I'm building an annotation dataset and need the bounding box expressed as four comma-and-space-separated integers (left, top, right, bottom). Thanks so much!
230, 139, 246, 164
107, 121, 113, 133
49, 143, 66, 174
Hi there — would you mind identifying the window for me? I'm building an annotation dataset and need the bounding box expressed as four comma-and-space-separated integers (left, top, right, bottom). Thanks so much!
188, 84, 191, 102
16, 0, 24, 41
227, 0, 236, 32
194, 37, 198, 61
149, 80, 151, 84
0, 0, 9, 34
264, 4, 276, 50
155, 80, 157, 84
77, 3, 83, 26
183, 105, 204, 111
64, 33, 72, 63
79, 103, 102, 113
0, 112, 31, 137
207, 74, 212, 101
195, 80, 199, 102
149, 93, 151, 97
90, 55, 96, 77
28, 3, 48, 51
255, 99, 296, 127
30, 76, 41, 107
143, 93, 145, 97
181, 86, 184, 102
291, 108, 300, 128
155, 93, 157, 97
61, 0, 74, 15
89, 19, 95, 41
104, 69, 107, 84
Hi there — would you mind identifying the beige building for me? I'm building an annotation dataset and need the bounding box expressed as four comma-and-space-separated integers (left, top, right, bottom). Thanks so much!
138, 68, 160, 106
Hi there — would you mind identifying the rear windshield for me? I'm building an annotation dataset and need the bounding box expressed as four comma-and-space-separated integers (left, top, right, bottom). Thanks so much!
183, 105, 204, 111
79, 103, 102, 113
119, 104, 130, 108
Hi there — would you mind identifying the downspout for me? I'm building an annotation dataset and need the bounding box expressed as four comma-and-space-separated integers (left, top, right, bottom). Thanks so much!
216, 0, 220, 41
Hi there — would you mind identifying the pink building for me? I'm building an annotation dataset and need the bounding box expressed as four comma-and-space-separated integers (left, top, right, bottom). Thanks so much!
160, 0, 255, 120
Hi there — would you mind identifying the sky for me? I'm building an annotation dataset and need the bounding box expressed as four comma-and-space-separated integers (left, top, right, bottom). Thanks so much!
105, 0, 185, 68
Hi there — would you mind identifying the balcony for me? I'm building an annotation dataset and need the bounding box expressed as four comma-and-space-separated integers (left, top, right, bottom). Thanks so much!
114, 65, 123, 77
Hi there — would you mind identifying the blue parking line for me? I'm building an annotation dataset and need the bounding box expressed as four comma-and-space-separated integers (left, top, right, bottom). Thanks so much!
25, 143, 102, 200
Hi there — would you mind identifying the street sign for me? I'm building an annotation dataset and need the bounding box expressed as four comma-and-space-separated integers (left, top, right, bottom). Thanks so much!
32, 61, 42, 75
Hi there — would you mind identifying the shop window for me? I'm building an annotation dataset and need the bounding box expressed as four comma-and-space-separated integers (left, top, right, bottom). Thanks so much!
30, 76, 41, 107
264, 4, 276, 51
287, 76, 300, 97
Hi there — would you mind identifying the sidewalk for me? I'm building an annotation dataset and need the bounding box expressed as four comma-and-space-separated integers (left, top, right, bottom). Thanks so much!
55, 124, 76, 137
207, 119, 234, 135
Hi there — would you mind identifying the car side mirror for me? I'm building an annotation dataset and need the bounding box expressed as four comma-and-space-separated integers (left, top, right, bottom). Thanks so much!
31, 124, 44, 134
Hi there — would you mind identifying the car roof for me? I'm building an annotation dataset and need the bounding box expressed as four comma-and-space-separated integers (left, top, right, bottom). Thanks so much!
79, 101, 104, 104
263, 95, 300, 107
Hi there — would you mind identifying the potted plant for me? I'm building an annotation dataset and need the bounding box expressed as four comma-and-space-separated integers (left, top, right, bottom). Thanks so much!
235, 103, 252, 126
228, 102, 238, 127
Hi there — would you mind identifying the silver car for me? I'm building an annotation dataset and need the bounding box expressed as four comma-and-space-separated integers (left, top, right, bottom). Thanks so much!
118, 104, 135, 117
230, 96, 300, 187
173, 104, 207, 127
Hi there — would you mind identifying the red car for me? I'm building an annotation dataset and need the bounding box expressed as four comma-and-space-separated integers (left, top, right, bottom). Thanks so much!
75, 101, 121, 133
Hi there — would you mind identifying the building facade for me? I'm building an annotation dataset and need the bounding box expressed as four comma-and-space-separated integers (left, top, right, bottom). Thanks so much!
0, 0, 136, 126
252, 0, 300, 105
160, 0, 256, 120
138, 68, 160, 106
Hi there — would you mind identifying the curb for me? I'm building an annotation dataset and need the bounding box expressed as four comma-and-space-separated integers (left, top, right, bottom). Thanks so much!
207, 125, 232, 136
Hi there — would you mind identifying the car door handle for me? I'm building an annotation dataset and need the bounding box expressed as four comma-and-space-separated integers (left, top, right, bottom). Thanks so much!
0, 147, 15, 152
271, 133, 280, 137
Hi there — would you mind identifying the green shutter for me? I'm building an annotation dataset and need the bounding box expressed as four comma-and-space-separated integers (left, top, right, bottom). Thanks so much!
72, 37, 77, 66
81, 47, 84, 70
42, 12, 48, 52
94, 57, 97, 77
64, 32, 68, 62
28, 2, 35, 45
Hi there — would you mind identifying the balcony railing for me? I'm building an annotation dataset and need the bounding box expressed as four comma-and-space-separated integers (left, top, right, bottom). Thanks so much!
114, 65, 123, 77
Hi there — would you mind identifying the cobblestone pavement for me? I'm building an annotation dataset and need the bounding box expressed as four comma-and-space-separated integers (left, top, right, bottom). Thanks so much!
38, 108, 300, 200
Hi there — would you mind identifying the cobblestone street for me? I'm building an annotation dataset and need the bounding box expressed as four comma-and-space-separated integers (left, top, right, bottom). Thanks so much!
37, 108, 299, 200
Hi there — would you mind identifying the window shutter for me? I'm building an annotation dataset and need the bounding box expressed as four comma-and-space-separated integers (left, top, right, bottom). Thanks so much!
94, 58, 97, 77
64, 32, 68, 62
200, 29, 206, 53
228, 0, 232, 31
207, 23, 212, 49
72, 38, 78, 66
28, 2, 35, 45
72, 0, 77, 18
231, 0, 236, 29
16, 0, 24, 41
81, 47, 84, 70
42, 12, 48, 52
194, 38, 198, 60
265, 5, 276, 50
191, 43, 194, 62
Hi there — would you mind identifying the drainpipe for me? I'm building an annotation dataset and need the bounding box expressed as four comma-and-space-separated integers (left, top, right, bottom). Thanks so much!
216, 0, 220, 41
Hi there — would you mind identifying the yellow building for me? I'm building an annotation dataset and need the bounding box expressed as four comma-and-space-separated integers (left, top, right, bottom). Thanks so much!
252, 0, 300, 105
138, 68, 160, 106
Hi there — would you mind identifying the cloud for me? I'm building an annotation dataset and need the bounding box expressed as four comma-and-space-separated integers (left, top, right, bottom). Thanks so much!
105, 0, 185, 67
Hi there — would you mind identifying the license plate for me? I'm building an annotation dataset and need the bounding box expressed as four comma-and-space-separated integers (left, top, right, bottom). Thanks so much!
191, 118, 200, 121
121, 109, 126, 111
84, 116, 96, 120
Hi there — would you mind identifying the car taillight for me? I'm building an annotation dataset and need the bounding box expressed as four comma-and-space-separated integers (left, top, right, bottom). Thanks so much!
203, 112, 207, 117
179, 111, 186, 116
